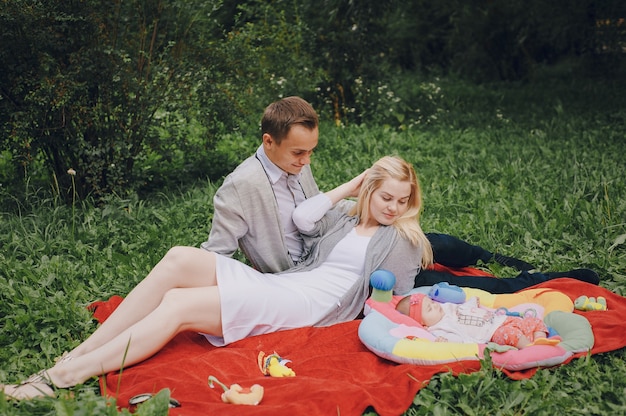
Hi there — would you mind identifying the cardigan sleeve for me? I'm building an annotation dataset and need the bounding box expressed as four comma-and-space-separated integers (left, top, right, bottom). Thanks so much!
292, 193, 333, 233
379, 237, 423, 295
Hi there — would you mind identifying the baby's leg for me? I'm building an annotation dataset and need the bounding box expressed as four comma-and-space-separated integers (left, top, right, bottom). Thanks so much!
491, 317, 523, 347
525, 318, 559, 346
523, 317, 549, 341
515, 334, 532, 349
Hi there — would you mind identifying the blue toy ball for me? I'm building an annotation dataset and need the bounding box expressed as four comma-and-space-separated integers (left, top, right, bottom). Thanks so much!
370, 269, 396, 291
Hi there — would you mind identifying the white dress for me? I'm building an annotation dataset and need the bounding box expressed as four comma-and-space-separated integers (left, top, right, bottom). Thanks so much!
205, 195, 371, 346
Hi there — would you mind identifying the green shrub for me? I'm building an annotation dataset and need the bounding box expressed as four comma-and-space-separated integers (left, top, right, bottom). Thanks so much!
0, 1, 241, 201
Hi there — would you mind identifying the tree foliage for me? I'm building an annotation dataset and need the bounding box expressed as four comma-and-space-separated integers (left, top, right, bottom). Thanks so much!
0, 0, 240, 200
397, 0, 624, 81
1, 0, 624, 200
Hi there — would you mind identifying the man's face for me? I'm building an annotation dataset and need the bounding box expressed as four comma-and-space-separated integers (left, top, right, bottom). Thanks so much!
263, 125, 319, 175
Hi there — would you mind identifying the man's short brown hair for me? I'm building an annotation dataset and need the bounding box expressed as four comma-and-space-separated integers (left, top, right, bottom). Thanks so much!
261, 96, 319, 144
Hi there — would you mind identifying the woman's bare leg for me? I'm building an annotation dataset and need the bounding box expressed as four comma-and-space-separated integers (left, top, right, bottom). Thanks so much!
3, 285, 222, 398
69, 246, 217, 358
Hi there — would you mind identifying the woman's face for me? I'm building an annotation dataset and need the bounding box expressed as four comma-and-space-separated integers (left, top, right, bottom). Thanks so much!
366, 177, 411, 227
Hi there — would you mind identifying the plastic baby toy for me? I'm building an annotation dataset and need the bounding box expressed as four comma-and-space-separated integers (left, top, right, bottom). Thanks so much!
258, 351, 296, 377
208, 375, 264, 405
428, 282, 466, 304
495, 306, 538, 318
369, 269, 396, 302
574, 295, 607, 311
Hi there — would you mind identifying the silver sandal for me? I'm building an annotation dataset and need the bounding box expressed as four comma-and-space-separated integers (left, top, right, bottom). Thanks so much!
54, 352, 74, 365
2, 370, 56, 400
21, 370, 54, 387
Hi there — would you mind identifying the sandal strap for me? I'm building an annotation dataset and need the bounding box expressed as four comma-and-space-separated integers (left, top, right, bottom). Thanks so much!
54, 352, 74, 365
21, 370, 54, 388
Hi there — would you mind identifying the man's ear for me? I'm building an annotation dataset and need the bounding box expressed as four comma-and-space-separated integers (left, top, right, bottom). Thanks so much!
262, 133, 274, 147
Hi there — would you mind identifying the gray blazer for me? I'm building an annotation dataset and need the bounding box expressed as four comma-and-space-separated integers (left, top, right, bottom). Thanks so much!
201, 154, 320, 273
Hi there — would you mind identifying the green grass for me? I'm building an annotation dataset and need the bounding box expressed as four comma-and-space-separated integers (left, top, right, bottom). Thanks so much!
1, 75, 625, 415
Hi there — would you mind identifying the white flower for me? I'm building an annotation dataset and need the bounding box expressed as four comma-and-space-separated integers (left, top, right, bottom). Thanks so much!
67, 168, 76, 176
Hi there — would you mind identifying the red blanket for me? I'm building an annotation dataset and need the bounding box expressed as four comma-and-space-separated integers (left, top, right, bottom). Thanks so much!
90, 278, 626, 415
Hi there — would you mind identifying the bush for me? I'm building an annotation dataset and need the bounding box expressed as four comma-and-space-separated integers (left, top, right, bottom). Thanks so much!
2, 0, 624, 202
0, 0, 242, 202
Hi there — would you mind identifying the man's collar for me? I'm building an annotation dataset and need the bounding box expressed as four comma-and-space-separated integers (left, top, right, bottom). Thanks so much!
255, 145, 300, 184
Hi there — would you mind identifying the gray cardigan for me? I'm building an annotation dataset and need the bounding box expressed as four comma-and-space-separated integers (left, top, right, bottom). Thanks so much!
285, 207, 422, 326
201, 154, 320, 273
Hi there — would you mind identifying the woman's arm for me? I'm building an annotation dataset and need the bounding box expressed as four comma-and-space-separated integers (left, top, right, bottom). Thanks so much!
324, 170, 368, 205
293, 170, 368, 233
292, 193, 333, 232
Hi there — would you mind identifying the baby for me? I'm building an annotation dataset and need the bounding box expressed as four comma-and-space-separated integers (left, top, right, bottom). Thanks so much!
396, 293, 557, 348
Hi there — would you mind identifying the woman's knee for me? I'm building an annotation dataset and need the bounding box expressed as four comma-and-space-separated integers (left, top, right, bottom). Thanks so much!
159, 287, 221, 333
163, 246, 195, 264
161, 246, 203, 273
160, 288, 187, 309
153, 246, 216, 288
158, 288, 196, 326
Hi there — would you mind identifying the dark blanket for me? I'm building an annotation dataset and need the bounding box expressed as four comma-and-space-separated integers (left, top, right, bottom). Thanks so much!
90, 278, 626, 415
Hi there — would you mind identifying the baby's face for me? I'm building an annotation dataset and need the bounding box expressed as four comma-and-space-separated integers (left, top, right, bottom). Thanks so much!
421, 297, 444, 327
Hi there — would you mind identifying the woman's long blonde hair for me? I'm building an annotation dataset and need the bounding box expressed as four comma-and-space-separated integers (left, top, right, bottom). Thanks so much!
349, 156, 433, 267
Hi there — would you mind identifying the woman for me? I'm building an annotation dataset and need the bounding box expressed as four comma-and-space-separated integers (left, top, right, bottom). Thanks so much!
3, 155, 433, 399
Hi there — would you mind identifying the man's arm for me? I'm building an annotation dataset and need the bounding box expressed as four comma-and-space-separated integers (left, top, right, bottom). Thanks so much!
201, 174, 247, 257
201, 157, 294, 273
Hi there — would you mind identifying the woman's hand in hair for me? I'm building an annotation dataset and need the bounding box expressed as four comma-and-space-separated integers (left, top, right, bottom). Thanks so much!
325, 169, 369, 204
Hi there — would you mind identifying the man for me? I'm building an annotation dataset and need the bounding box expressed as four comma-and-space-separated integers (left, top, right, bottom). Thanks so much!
201, 96, 599, 291
201, 96, 320, 273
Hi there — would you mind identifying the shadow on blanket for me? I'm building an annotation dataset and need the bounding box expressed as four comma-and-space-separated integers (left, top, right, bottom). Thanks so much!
89, 278, 626, 416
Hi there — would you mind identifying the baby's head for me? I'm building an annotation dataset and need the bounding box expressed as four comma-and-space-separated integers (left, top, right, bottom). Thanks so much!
396, 293, 444, 327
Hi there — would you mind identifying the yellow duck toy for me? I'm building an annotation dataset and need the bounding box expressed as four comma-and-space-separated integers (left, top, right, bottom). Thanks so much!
258, 351, 296, 377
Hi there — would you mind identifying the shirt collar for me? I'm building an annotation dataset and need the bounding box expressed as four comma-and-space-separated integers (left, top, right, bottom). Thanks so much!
255, 144, 300, 184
